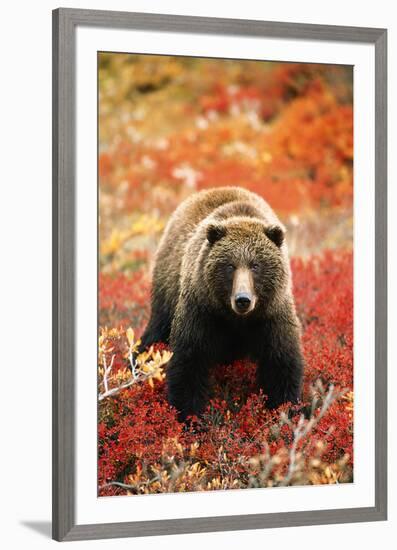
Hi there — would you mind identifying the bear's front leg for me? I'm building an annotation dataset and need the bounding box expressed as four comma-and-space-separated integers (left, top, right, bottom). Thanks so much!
256, 311, 304, 409
167, 349, 210, 422
167, 298, 216, 422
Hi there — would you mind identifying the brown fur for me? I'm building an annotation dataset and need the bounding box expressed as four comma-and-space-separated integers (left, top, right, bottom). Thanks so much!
140, 187, 304, 421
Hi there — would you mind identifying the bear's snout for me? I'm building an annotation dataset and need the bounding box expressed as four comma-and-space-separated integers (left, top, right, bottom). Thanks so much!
231, 267, 257, 315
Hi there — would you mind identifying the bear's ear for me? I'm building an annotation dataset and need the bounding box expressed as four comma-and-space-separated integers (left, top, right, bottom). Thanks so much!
207, 223, 227, 245
264, 224, 285, 247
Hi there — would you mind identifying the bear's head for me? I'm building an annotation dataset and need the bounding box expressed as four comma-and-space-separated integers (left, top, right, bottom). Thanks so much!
203, 218, 288, 318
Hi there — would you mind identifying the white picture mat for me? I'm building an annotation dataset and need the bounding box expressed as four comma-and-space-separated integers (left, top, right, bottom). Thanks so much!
75, 25, 375, 525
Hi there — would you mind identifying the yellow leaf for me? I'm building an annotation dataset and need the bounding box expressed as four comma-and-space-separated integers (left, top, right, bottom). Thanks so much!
126, 327, 135, 347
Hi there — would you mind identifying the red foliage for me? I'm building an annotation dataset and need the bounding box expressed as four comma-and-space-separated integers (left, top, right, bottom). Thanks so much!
98, 251, 353, 494
99, 268, 151, 331
99, 62, 352, 217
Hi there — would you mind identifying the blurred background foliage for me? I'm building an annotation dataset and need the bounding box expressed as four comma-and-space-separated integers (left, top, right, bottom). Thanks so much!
99, 54, 353, 284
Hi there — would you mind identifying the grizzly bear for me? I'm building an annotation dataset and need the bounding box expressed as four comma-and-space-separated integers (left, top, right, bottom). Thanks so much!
140, 187, 304, 421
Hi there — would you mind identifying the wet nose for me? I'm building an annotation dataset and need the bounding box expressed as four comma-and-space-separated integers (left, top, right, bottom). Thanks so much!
235, 292, 252, 311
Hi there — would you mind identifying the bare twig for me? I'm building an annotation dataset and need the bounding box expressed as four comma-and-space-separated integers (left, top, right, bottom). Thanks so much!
102, 354, 115, 394
98, 350, 147, 401
99, 481, 137, 491
98, 336, 171, 401
98, 377, 140, 401
280, 384, 341, 486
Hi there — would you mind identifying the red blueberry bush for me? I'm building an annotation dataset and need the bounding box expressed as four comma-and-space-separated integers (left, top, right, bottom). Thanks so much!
98, 251, 353, 495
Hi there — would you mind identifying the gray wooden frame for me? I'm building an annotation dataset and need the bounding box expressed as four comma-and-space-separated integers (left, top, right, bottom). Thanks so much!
52, 8, 387, 542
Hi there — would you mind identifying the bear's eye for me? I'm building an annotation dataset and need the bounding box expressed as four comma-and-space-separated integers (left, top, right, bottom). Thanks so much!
226, 264, 235, 273
251, 263, 260, 272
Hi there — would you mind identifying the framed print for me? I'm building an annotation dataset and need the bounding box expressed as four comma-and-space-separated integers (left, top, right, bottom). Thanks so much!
52, 8, 387, 542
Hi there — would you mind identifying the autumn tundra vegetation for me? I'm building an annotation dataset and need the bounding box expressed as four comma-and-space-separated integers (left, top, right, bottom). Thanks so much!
98, 54, 353, 495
